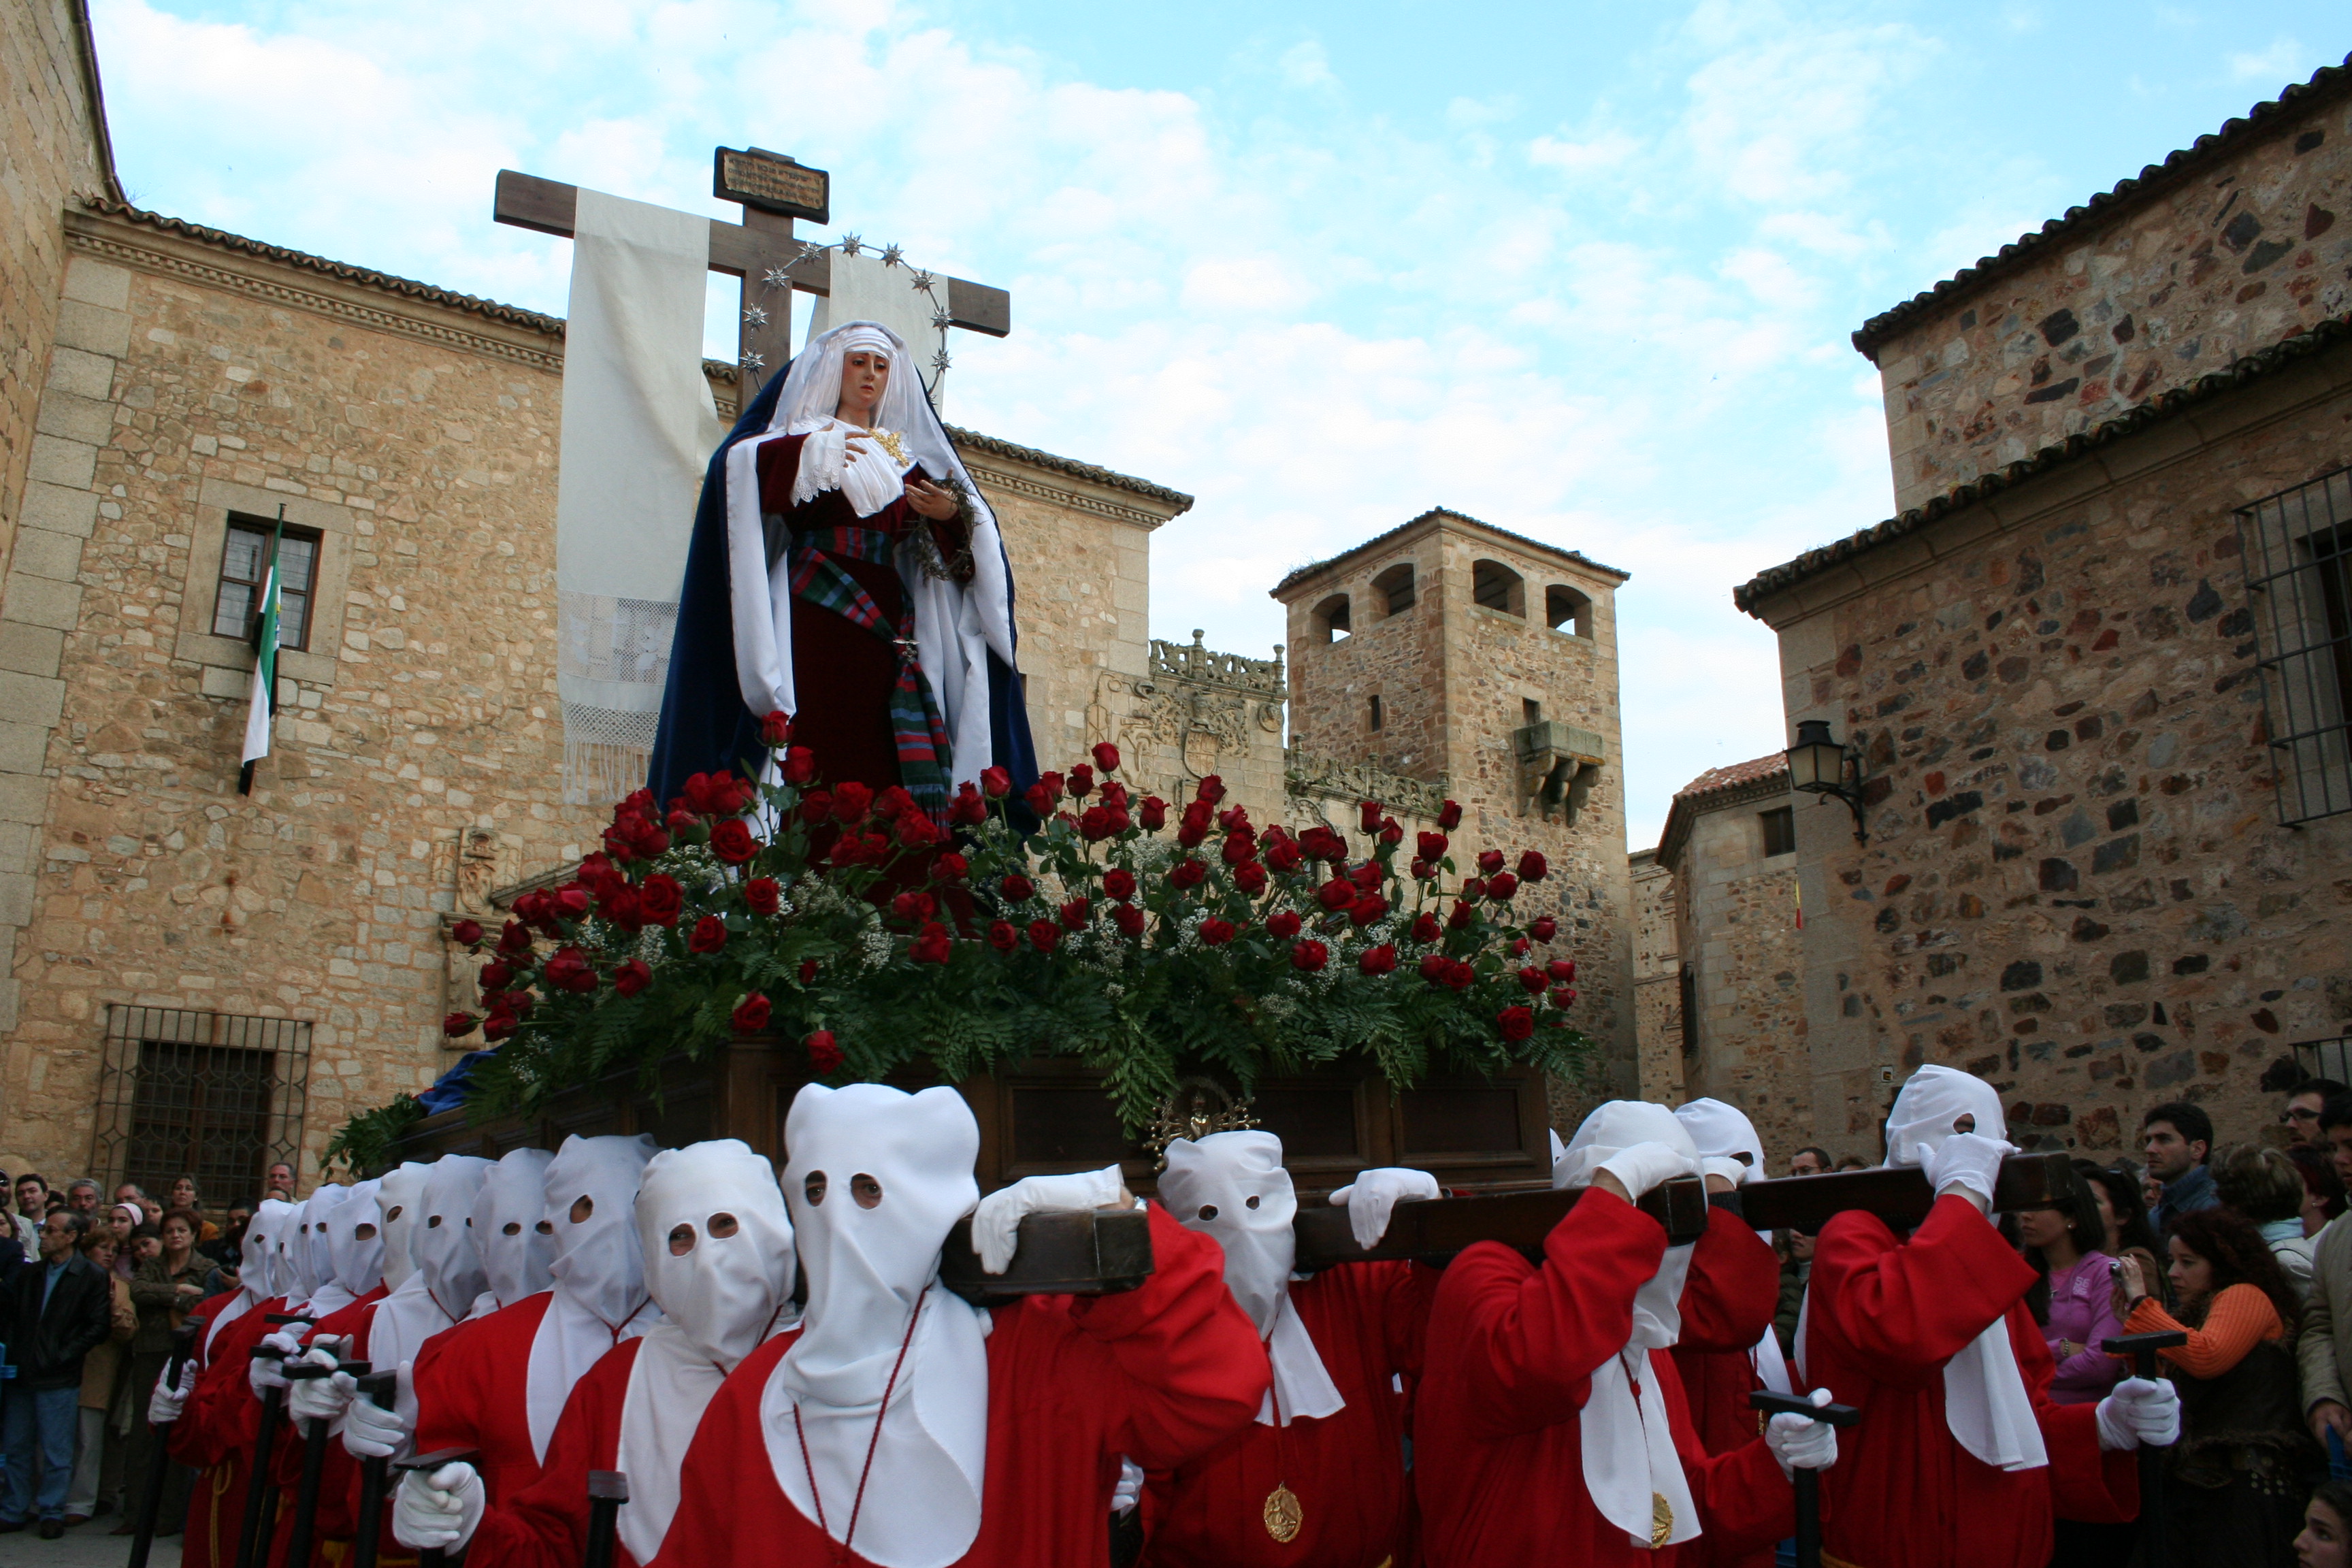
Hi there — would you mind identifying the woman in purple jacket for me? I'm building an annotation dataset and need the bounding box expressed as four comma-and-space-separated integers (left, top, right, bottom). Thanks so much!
2021, 1173, 2126, 1405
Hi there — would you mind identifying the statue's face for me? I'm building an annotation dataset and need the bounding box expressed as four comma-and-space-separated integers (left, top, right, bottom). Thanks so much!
838, 350, 889, 420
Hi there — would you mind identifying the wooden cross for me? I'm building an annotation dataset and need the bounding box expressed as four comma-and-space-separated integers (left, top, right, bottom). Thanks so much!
493, 146, 1010, 394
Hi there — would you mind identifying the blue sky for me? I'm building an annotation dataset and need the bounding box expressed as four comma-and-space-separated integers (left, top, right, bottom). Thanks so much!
88, 0, 2347, 846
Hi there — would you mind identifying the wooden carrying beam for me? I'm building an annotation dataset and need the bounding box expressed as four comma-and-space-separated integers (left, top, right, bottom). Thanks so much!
1292, 1175, 1713, 1269
1731, 1149, 2081, 1233
934, 1207, 1155, 1305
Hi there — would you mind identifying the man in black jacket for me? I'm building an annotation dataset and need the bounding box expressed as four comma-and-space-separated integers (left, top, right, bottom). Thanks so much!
0, 1209, 113, 1537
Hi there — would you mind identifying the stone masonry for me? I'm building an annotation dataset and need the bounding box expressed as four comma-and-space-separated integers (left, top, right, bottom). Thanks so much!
1274, 508, 1637, 1115
1740, 64, 2352, 1158
1628, 847, 1684, 1104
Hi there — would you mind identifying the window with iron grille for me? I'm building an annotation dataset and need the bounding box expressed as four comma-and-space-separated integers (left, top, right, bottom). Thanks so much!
212, 515, 322, 652
2237, 468, 2352, 824
88, 1006, 311, 1206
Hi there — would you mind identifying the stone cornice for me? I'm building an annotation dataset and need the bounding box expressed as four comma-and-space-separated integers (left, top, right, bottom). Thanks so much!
960, 457, 1178, 530
1658, 772, 1791, 871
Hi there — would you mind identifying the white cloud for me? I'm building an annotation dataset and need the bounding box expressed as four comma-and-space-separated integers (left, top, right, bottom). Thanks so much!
2227, 37, 2309, 85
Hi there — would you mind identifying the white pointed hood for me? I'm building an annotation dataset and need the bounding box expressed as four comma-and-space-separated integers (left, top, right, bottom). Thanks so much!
325, 1179, 385, 1301
525, 1136, 662, 1464
470, 1147, 556, 1311
415, 1156, 492, 1322
375, 1162, 434, 1294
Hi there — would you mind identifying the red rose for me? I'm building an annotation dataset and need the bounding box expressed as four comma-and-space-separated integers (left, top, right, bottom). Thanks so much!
1418, 953, 1449, 983
798, 789, 833, 825
1496, 1006, 1535, 1043
987, 920, 1018, 952
1079, 806, 1117, 842
442, 1011, 478, 1037
1267, 909, 1303, 939
745, 877, 781, 916
1221, 832, 1256, 867
1350, 861, 1383, 891
1531, 916, 1558, 942
1517, 850, 1548, 882
1291, 938, 1329, 972
1416, 832, 1449, 863
1518, 966, 1548, 994
710, 819, 760, 864
1437, 799, 1463, 830
1200, 917, 1237, 947
689, 915, 728, 955
1410, 913, 1441, 945
1218, 804, 1253, 834
832, 782, 873, 823
1177, 800, 1213, 847
553, 886, 590, 921
1358, 800, 1384, 833
782, 746, 817, 785
1358, 944, 1397, 976
638, 875, 684, 927
483, 1014, 519, 1042
1092, 742, 1121, 774
1349, 895, 1388, 927
478, 960, 514, 991
798, 959, 819, 984
1409, 859, 1433, 880
1316, 879, 1355, 911
614, 960, 653, 998
451, 919, 484, 947
1299, 826, 1348, 864
1550, 986, 1578, 1009
911, 921, 952, 964
762, 710, 792, 746
1448, 900, 1475, 930
1100, 780, 1128, 809
875, 785, 915, 819
1028, 919, 1060, 953
1486, 872, 1518, 900
1001, 874, 1036, 902
1139, 796, 1169, 831
498, 919, 534, 954
1233, 862, 1267, 895
900, 812, 943, 849
948, 783, 986, 826
1475, 850, 1505, 876
1102, 868, 1137, 902
1060, 898, 1092, 930
806, 1029, 843, 1073
632, 823, 671, 858
934, 852, 968, 881
1549, 959, 1578, 983
1264, 834, 1303, 874
601, 887, 644, 932
1169, 857, 1206, 890
667, 806, 698, 835
544, 947, 597, 994
1445, 960, 1475, 992
731, 992, 772, 1033
1512, 936, 1531, 957
1195, 775, 1226, 805
1462, 878, 1486, 900
891, 891, 936, 924
1024, 783, 1057, 817
1113, 903, 1145, 937
1379, 821, 1403, 846
980, 765, 1012, 798
1067, 764, 1095, 798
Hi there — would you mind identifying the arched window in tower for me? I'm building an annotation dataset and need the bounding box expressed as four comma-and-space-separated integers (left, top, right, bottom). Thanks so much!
1471, 559, 1524, 617
1546, 584, 1592, 638
1312, 593, 1352, 642
1371, 561, 1416, 617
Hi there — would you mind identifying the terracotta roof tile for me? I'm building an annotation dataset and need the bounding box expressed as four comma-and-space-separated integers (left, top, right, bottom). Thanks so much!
1271, 507, 1629, 599
1676, 754, 1790, 798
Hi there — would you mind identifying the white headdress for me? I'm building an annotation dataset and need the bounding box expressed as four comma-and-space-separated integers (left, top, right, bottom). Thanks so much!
250, 1198, 298, 1303
469, 1147, 557, 1313
526, 1135, 663, 1463
375, 1161, 434, 1294
324, 1179, 385, 1303
293, 1183, 353, 1313
415, 1156, 493, 1323
1669, 1098, 1792, 1394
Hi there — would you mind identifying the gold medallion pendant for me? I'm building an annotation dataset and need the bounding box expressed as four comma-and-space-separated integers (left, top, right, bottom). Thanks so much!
1650, 1492, 1673, 1550
1263, 1483, 1303, 1544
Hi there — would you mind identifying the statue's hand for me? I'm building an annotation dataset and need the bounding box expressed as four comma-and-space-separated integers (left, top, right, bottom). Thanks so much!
904, 478, 958, 521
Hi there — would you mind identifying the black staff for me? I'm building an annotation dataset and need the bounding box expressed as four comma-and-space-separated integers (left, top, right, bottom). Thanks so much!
2103, 1329, 2187, 1568
125, 1316, 205, 1568
1750, 1390, 1860, 1568
282, 1353, 369, 1568
232, 1315, 312, 1568
585, 1469, 630, 1568
349, 1369, 398, 1568
393, 1446, 480, 1568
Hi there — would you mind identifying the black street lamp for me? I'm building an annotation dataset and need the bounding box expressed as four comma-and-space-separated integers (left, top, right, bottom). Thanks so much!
1786, 719, 1869, 844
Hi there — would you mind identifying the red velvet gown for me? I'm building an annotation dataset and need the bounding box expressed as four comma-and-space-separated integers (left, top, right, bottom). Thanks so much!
1805, 1194, 2138, 1568
1414, 1192, 1793, 1567
1138, 1259, 1439, 1567
752, 434, 971, 793
411, 1292, 557, 1508
462, 1337, 651, 1568
167, 1291, 280, 1568
650, 1204, 1268, 1568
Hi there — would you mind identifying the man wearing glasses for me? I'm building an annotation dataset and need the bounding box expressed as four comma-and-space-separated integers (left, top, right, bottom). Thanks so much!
2285, 1078, 2347, 1150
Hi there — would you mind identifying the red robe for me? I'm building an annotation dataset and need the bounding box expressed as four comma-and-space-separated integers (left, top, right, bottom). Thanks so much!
412, 1291, 556, 1508
651, 1203, 1267, 1568
1806, 1194, 2138, 1568
167, 1291, 280, 1568
1414, 1190, 1794, 1567
257, 1288, 390, 1567
464, 1337, 649, 1568
1139, 1259, 1439, 1568
1670, 1218, 1784, 1568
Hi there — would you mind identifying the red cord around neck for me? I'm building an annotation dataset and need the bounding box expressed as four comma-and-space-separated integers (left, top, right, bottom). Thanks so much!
792, 1282, 930, 1565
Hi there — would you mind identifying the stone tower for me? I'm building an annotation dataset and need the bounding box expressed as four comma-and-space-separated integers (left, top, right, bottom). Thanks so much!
1271, 508, 1637, 1109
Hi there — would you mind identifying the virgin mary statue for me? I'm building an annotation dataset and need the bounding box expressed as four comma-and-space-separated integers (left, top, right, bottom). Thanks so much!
649, 321, 1038, 816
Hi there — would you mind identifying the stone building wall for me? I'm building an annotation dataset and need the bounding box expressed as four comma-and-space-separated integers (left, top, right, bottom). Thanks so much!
1628, 848, 1685, 1102
1660, 761, 1810, 1162
1275, 509, 1637, 1116
0, 0, 116, 590
1861, 67, 2352, 512
1742, 326, 2352, 1160
0, 200, 1209, 1186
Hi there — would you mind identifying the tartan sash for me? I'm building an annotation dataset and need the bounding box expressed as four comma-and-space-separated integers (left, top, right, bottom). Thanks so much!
787, 525, 954, 820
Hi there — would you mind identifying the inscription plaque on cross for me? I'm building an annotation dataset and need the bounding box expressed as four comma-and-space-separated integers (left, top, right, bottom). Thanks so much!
493, 146, 1011, 393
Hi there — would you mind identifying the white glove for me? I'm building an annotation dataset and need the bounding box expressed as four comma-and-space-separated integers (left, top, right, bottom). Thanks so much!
1111, 1456, 1144, 1517
1765, 1388, 1840, 1477
342, 1358, 412, 1461
392, 1461, 485, 1552
1700, 1156, 1751, 1189
248, 1348, 291, 1399
1328, 1168, 1441, 1250
1595, 1141, 1696, 1202
287, 1346, 353, 1426
1922, 1132, 2013, 1211
148, 1356, 199, 1425
972, 1164, 1125, 1274
2096, 1377, 2180, 1450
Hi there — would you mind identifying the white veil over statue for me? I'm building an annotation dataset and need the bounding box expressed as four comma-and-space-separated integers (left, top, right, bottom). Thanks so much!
719, 319, 1016, 791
